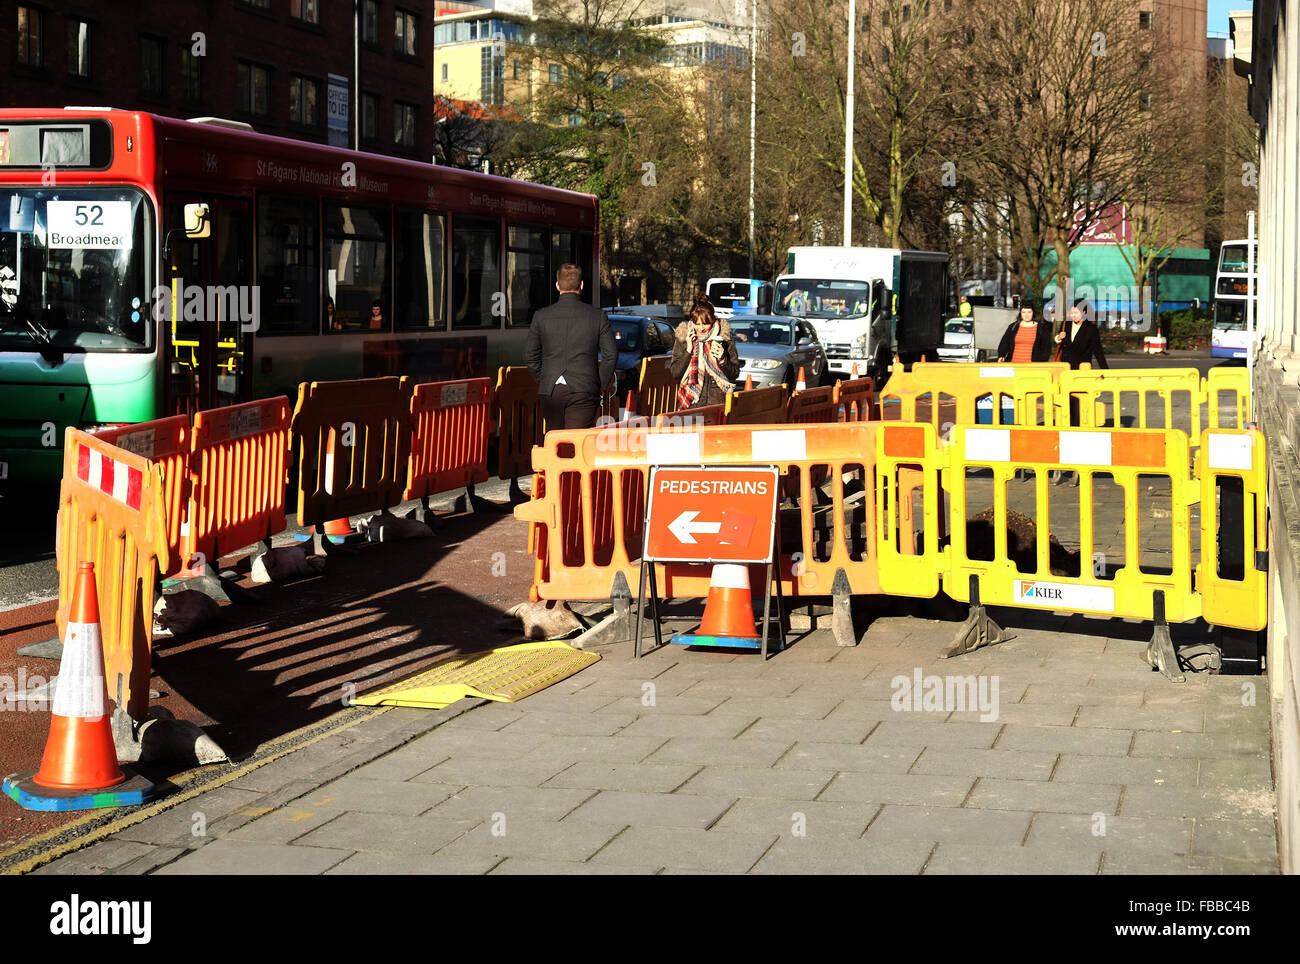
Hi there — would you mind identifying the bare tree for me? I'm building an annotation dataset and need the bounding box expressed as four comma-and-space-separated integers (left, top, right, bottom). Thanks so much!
762, 0, 972, 248
963, 0, 1152, 309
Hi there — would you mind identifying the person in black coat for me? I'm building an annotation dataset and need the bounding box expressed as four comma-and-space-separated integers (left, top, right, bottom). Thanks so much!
1054, 299, 1109, 370
525, 263, 616, 430
996, 305, 1054, 362
1051, 298, 1108, 484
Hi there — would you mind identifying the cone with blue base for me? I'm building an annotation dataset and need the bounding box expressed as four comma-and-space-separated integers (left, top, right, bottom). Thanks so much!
3, 562, 156, 811
670, 563, 768, 650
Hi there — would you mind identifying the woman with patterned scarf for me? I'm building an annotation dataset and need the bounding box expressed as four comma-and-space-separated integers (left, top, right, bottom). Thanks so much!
670, 296, 741, 410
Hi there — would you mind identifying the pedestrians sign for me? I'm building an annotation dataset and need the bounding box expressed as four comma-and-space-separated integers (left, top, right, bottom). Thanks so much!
643, 466, 779, 564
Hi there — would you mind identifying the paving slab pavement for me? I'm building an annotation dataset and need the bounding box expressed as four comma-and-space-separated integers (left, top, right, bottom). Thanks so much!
30, 608, 1279, 875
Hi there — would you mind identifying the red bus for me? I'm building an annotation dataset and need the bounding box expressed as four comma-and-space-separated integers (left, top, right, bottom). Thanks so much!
0, 109, 598, 484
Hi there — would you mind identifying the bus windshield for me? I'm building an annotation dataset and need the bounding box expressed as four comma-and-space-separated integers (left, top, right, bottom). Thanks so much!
774, 279, 871, 319
707, 281, 751, 304
1219, 244, 1252, 273
1214, 301, 1247, 330
0, 187, 152, 352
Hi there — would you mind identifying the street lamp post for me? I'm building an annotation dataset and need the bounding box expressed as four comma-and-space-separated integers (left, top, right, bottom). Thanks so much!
748, 0, 757, 280
843, 0, 855, 246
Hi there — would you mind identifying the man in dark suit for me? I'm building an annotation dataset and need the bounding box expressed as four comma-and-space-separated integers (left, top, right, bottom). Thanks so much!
525, 263, 616, 430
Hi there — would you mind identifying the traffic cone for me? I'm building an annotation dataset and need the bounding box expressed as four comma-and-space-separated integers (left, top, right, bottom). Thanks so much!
622, 389, 636, 420
795, 367, 807, 392
669, 564, 764, 649
851, 363, 860, 378
744, 374, 754, 390
3, 563, 156, 811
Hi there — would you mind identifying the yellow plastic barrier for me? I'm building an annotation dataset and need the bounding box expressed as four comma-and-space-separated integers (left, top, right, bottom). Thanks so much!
55, 429, 169, 720
881, 362, 1065, 429
290, 377, 414, 528
1197, 428, 1268, 631
1057, 367, 1202, 442
941, 423, 1199, 624
1206, 366, 1252, 431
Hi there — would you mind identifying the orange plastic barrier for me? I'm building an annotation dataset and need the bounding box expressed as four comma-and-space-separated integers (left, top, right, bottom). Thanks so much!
55, 429, 168, 719
515, 422, 885, 603
494, 366, 543, 481
723, 384, 789, 425
90, 416, 190, 578
653, 403, 724, 428
405, 378, 492, 501
636, 356, 677, 419
188, 397, 291, 567
290, 377, 414, 528
834, 376, 877, 422
786, 385, 836, 424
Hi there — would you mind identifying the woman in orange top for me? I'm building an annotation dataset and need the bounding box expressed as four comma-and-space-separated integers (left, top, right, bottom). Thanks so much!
996, 304, 1053, 363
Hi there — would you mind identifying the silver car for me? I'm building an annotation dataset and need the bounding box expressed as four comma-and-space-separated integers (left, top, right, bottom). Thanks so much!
730, 314, 830, 390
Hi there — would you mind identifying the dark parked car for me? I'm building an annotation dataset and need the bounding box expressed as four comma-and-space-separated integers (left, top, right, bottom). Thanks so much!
605, 311, 677, 401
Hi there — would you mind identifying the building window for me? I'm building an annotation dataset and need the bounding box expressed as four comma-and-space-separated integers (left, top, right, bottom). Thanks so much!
243, 0, 272, 9
17, 5, 42, 67
141, 37, 164, 95
1139, 92, 1153, 111
441, 62, 448, 82
290, 0, 319, 23
1139, 11, 1153, 29
549, 64, 561, 83
363, 1, 379, 43
290, 75, 320, 126
181, 48, 202, 103
67, 19, 90, 78
361, 92, 379, 141
326, 204, 390, 332
394, 102, 416, 148
237, 62, 271, 116
513, 59, 519, 80
481, 47, 504, 105
395, 9, 418, 57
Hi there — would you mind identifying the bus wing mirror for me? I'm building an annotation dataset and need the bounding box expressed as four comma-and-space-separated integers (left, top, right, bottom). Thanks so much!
184, 203, 211, 239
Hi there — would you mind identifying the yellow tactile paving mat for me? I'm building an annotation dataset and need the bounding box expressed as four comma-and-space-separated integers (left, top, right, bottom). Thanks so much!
353, 641, 600, 709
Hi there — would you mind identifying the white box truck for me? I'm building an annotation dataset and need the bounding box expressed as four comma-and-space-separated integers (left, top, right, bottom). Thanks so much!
775, 246, 950, 385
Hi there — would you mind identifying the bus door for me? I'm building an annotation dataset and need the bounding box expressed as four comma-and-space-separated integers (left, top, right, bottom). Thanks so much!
164, 197, 253, 414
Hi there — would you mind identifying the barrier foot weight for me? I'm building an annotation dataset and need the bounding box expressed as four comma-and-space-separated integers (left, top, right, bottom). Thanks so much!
165, 564, 259, 605
508, 476, 531, 507
1144, 592, 1186, 683
419, 496, 441, 530
611, 571, 633, 644
312, 525, 359, 557
942, 576, 1013, 659
15, 637, 63, 660
831, 568, 856, 647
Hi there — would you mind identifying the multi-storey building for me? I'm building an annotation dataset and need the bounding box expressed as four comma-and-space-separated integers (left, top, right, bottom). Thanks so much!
3, 0, 438, 161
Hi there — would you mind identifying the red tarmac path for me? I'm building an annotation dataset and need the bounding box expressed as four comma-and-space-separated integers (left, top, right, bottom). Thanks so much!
0, 507, 536, 853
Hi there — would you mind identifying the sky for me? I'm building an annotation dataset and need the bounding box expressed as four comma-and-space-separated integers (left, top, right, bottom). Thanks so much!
1207, 0, 1237, 39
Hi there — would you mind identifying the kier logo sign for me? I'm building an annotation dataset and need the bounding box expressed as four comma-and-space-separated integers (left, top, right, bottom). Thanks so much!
643, 466, 779, 564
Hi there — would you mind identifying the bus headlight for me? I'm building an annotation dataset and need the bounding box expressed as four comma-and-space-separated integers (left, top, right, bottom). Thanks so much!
853, 333, 870, 356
